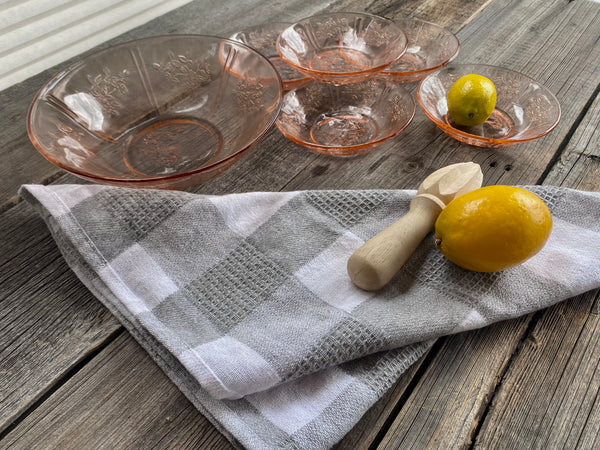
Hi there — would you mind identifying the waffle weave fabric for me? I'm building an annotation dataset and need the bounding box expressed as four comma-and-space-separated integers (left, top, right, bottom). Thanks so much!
20, 184, 600, 449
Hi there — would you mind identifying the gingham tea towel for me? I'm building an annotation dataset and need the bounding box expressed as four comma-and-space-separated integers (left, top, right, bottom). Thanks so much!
19, 184, 600, 449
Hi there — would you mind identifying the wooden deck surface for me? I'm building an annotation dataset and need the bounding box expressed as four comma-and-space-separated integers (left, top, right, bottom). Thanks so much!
1, 0, 599, 448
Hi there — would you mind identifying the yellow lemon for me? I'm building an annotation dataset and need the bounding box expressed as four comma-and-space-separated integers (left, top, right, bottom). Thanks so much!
447, 74, 497, 127
434, 185, 552, 272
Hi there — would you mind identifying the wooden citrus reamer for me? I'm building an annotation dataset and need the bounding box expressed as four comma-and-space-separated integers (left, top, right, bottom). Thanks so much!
347, 162, 483, 291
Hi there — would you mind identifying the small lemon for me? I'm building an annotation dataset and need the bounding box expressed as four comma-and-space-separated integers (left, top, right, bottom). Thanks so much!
434, 186, 552, 272
447, 74, 497, 127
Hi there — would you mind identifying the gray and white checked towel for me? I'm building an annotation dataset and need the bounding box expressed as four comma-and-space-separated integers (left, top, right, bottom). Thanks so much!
20, 183, 600, 449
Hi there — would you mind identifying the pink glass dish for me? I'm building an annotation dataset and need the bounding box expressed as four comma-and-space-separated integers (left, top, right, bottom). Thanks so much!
276, 12, 408, 85
417, 64, 561, 147
229, 22, 309, 90
383, 19, 459, 83
27, 35, 283, 189
276, 78, 415, 156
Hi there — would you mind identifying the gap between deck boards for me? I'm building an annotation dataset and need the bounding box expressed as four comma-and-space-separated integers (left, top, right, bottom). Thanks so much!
0, 327, 124, 439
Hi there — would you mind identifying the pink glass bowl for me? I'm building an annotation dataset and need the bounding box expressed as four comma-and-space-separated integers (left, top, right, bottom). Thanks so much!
276, 78, 415, 156
27, 35, 283, 189
417, 64, 561, 147
230, 22, 309, 90
276, 12, 408, 85
383, 19, 459, 83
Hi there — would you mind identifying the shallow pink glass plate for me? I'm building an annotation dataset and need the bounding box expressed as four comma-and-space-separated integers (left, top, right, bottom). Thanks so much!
230, 22, 309, 90
276, 12, 408, 85
383, 19, 459, 83
276, 78, 415, 156
27, 35, 283, 189
417, 64, 561, 147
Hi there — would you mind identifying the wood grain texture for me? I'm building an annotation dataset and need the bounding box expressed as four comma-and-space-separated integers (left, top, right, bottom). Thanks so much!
377, 318, 531, 449
0, 200, 121, 434
1, 332, 234, 449
473, 292, 600, 449
542, 85, 600, 192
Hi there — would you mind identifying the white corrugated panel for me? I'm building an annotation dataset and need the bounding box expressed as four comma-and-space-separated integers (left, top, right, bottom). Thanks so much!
0, 0, 195, 90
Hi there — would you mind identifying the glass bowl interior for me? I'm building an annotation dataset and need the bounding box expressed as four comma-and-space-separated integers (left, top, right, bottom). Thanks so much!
276, 12, 408, 84
27, 35, 283, 188
416, 64, 560, 147
276, 78, 415, 156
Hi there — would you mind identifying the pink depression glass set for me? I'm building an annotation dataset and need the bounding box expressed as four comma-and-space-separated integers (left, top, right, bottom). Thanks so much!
274, 12, 416, 156
273, 13, 468, 156
27, 13, 559, 189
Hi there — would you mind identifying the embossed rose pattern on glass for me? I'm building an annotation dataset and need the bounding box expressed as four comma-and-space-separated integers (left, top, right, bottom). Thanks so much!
230, 22, 309, 90
383, 19, 460, 83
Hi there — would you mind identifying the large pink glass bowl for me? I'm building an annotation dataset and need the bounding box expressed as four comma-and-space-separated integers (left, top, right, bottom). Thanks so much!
416, 64, 561, 148
276, 78, 415, 156
383, 19, 459, 83
27, 35, 283, 189
276, 12, 408, 85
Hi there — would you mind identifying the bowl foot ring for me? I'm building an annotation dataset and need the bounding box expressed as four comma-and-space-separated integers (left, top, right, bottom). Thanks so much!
445, 108, 516, 139
310, 113, 379, 147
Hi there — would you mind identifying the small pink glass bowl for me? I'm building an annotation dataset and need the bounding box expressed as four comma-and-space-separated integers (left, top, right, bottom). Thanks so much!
383, 19, 459, 83
416, 64, 561, 148
229, 22, 309, 90
276, 12, 408, 85
275, 78, 415, 156
27, 35, 283, 189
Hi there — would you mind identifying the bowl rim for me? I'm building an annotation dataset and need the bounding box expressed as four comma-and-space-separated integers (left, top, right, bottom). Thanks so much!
229, 22, 311, 88
416, 63, 561, 145
275, 11, 408, 79
275, 78, 416, 152
383, 18, 460, 77
27, 34, 284, 184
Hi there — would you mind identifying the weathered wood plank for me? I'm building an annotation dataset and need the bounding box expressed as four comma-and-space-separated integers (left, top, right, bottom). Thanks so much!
0, 200, 121, 434
377, 318, 531, 449
473, 292, 600, 449
542, 85, 600, 192
1, 332, 234, 449
374, 0, 495, 32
